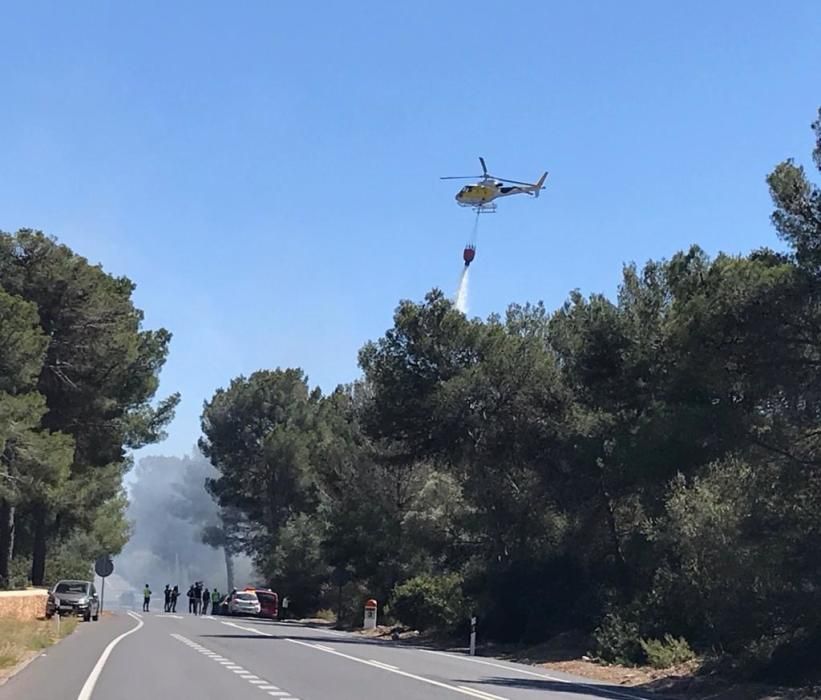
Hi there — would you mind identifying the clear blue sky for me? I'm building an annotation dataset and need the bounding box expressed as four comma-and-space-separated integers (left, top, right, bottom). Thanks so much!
2, 2, 819, 459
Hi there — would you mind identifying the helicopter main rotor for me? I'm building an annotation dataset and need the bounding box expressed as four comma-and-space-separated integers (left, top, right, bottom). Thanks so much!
440, 157, 534, 186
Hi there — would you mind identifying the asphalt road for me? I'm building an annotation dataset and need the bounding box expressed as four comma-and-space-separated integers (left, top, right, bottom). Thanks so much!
0, 612, 661, 700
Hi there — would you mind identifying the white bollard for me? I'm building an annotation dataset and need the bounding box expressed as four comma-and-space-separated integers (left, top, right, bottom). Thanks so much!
469, 616, 477, 656
363, 599, 378, 630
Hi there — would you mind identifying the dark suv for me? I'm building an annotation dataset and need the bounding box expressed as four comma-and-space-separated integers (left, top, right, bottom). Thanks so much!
46, 580, 100, 622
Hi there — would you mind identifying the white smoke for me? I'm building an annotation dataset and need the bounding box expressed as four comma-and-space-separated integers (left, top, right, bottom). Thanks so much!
455, 266, 469, 314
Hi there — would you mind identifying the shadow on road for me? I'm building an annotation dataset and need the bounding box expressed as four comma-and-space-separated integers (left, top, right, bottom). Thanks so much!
456, 676, 674, 700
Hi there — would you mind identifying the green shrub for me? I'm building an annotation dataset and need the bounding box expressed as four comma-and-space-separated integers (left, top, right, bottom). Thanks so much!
640, 634, 696, 669
4, 558, 32, 590
592, 611, 643, 666
390, 573, 467, 632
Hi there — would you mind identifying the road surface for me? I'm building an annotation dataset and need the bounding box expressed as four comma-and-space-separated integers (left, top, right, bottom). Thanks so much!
0, 612, 661, 700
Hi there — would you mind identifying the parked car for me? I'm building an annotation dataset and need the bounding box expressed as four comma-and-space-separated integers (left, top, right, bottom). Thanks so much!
46, 580, 100, 622
253, 588, 278, 619
227, 590, 260, 616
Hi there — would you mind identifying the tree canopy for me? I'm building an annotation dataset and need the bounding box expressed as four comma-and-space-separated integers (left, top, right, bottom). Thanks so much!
0, 230, 178, 586
199, 109, 821, 678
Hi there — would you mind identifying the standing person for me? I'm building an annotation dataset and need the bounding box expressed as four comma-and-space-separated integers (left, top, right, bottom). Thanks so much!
163, 585, 171, 612
171, 585, 179, 613
143, 584, 152, 612
194, 582, 203, 615
187, 584, 195, 614
202, 586, 211, 615
211, 588, 221, 615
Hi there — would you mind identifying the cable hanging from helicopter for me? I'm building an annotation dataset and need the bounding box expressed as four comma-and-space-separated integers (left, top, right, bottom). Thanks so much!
463, 209, 480, 267
441, 157, 548, 267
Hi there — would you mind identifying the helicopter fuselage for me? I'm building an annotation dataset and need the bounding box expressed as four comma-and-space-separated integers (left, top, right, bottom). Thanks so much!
455, 182, 500, 205
455, 180, 538, 207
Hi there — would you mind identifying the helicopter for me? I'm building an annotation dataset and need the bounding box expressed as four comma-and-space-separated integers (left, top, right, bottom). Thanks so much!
441, 157, 548, 212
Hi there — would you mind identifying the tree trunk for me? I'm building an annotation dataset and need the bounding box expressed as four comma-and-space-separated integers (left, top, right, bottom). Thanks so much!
224, 547, 235, 592
31, 504, 47, 586
598, 465, 630, 592
0, 500, 15, 586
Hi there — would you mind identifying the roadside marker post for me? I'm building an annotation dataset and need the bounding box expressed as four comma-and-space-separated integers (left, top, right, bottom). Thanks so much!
469, 615, 477, 656
364, 598, 378, 630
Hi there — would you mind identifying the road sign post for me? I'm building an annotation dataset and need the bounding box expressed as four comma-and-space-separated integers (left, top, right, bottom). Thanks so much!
94, 554, 114, 615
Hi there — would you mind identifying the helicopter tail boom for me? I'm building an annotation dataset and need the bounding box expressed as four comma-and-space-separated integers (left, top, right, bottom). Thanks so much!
532, 172, 548, 197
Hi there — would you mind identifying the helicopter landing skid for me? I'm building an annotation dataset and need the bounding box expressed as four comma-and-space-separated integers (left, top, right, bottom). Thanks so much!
458, 202, 497, 213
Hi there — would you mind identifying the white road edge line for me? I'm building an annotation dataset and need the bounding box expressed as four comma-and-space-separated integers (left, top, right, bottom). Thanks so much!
457, 686, 507, 700
418, 649, 565, 681
285, 639, 509, 700
368, 660, 399, 671
309, 627, 349, 637
77, 612, 144, 700
417, 649, 652, 700
221, 620, 273, 637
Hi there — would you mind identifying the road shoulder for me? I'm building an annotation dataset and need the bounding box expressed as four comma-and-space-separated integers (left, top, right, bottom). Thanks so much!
0, 613, 136, 700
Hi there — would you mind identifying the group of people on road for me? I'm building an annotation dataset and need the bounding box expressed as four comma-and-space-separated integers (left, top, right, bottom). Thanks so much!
186, 581, 220, 615
162, 585, 180, 612
141, 582, 220, 614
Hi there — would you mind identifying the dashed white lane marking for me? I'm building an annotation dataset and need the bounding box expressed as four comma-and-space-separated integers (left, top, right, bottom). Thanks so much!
285, 638, 510, 700
418, 648, 652, 700
170, 633, 299, 700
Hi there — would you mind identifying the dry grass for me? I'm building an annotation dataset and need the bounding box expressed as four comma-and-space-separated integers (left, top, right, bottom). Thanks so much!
311, 608, 337, 622
0, 617, 78, 671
